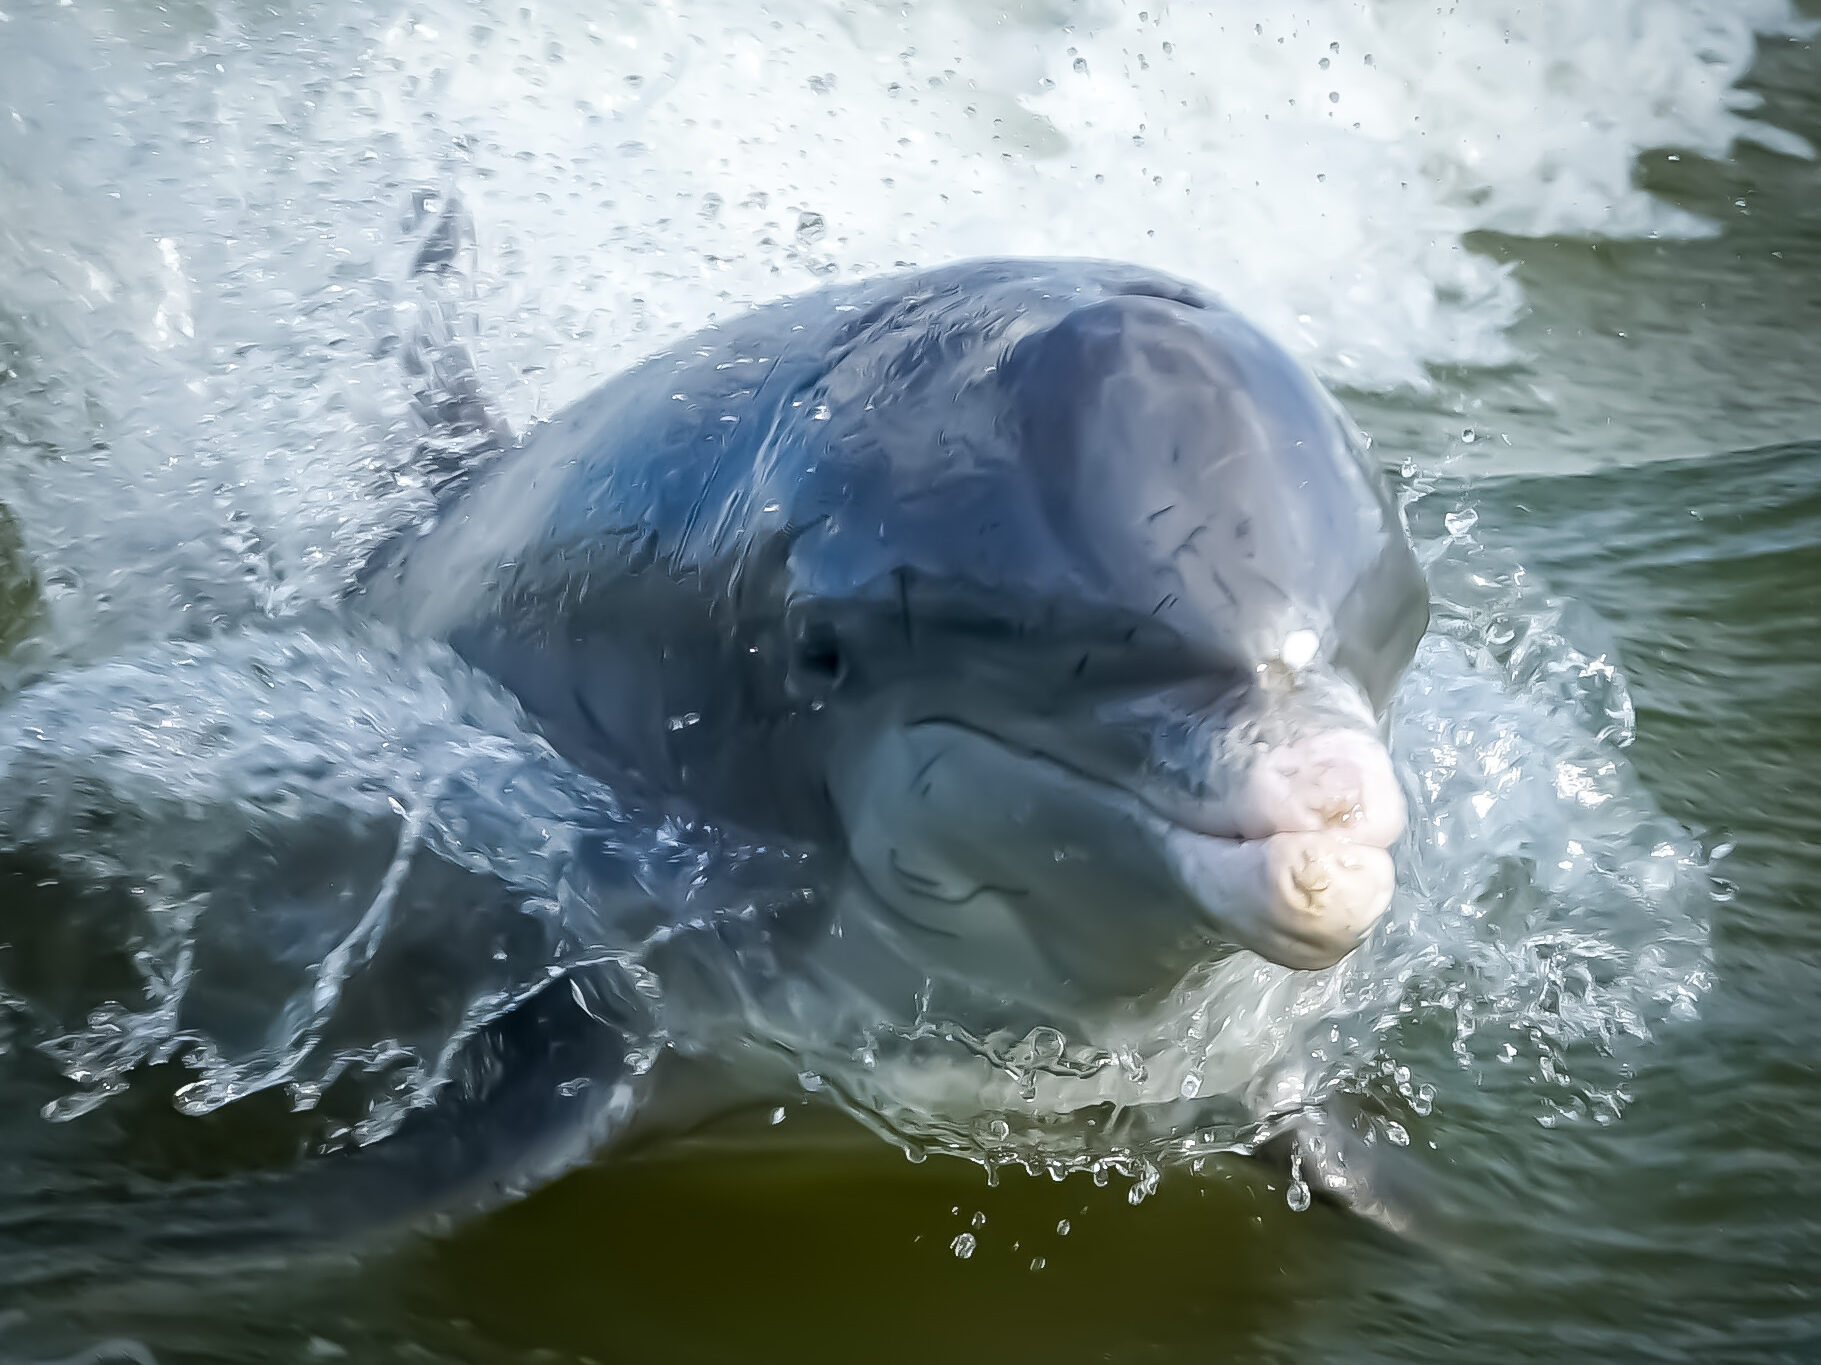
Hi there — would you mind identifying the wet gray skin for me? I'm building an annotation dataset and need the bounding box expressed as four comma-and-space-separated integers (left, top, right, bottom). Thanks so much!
355, 258, 1431, 1224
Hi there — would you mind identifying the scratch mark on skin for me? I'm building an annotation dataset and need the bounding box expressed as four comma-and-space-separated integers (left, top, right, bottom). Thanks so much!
1173, 525, 1209, 559
896, 568, 914, 647
911, 746, 952, 790
889, 848, 1030, 907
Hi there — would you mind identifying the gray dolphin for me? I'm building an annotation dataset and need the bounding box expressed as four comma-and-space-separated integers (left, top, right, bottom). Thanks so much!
353, 256, 1430, 1223
374, 258, 1424, 971
0, 257, 1433, 1273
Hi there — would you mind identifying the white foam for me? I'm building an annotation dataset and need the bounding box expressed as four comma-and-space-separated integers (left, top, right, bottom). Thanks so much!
0, 0, 1808, 655
327, 0, 1813, 397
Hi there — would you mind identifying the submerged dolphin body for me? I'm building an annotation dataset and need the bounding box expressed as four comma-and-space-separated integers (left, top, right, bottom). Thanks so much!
355, 258, 1431, 1223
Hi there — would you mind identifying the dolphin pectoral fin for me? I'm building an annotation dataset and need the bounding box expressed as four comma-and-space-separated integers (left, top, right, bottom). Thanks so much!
0, 973, 651, 1311
113, 970, 647, 1271
1251, 1097, 1441, 1245
278, 970, 648, 1245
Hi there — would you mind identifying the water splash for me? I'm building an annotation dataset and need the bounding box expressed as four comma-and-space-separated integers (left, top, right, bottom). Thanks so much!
0, 498, 1718, 1220
771, 504, 1715, 1190
0, 0, 1747, 1244
0, 0, 1807, 665
0, 627, 817, 1149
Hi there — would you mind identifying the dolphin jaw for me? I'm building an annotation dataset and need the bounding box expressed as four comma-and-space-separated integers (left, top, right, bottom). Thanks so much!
831, 704, 1406, 984
1143, 719, 1405, 968
992, 712, 1408, 971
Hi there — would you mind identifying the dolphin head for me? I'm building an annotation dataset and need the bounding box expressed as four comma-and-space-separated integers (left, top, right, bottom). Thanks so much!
405, 266, 1429, 1018
767, 286, 1428, 1011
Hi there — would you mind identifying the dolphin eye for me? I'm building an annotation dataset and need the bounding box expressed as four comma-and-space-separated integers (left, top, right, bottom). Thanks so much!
793, 623, 846, 687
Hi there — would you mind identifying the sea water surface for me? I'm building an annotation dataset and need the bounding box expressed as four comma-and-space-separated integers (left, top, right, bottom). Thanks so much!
1, 2, 1819, 1361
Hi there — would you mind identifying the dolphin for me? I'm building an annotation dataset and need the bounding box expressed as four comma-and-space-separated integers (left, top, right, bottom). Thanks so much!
353, 256, 1430, 1222
373, 257, 1424, 975
0, 257, 1433, 1271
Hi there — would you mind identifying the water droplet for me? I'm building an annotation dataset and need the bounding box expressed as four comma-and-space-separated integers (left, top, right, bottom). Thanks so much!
795, 210, 827, 244
950, 1232, 977, 1259
1444, 507, 1478, 538
1286, 1154, 1311, 1212
1030, 1256, 1047, 1271
666, 712, 701, 731
1056, 1218, 1071, 1236
769, 1106, 786, 1125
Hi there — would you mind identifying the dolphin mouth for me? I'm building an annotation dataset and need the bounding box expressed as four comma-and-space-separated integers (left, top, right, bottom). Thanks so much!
907, 716, 1406, 972
1132, 725, 1407, 848
1150, 819, 1398, 971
